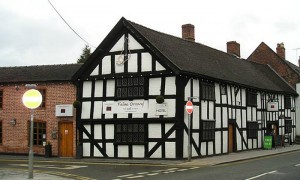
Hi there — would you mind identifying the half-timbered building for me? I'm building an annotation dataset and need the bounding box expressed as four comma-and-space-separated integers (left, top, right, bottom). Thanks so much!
73, 17, 297, 159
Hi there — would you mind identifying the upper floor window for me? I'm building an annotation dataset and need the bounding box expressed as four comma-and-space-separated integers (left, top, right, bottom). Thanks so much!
201, 82, 215, 101
38, 89, 46, 108
116, 77, 147, 98
284, 96, 291, 109
220, 84, 227, 95
0, 90, 3, 109
246, 90, 257, 107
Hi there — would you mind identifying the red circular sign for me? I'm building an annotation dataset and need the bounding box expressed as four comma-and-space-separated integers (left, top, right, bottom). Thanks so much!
186, 101, 193, 114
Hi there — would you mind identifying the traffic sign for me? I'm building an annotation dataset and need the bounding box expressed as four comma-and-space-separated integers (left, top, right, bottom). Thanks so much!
22, 89, 42, 109
186, 101, 193, 114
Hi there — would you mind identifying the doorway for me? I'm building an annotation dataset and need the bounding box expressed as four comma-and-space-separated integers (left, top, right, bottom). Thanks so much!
59, 122, 73, 157
228, 123, 235, 153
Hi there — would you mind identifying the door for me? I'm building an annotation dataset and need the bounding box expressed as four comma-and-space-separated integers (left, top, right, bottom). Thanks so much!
59, 122, 73, 157
228, 124, 234, 153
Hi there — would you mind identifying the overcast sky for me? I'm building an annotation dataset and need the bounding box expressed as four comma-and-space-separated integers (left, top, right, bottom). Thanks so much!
1, 0, 299, 67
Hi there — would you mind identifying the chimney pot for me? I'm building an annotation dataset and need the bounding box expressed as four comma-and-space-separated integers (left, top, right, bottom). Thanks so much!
182, 24, 195, 42
276, 42, 285, 60
227, 41, 240, 57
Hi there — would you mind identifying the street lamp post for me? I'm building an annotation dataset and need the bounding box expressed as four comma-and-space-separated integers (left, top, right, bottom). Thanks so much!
22, 88, 42, 179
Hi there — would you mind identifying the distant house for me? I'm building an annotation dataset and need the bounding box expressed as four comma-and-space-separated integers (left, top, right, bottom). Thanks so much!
0, 64, 81, 157
248, 42, 300, 88
73, 17, 297, 159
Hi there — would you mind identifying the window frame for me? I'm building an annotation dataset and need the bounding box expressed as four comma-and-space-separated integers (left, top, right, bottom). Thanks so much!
115, 77, 147, 99
200, 120, 215, 141
285, 119, 292, 134
28, 121, 46, 146
115, 123, 146, 145
247, 122, 258, 139
200, 82, 215, 101
0, 90, 3, 109
284, 96, 291, 109
246, 90, 257, 107
38, 89, 46, 108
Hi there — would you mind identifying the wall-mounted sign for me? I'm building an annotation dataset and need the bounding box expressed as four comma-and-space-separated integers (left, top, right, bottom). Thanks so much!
156, 103, 168, 116
103, 100, 148, 114
55, 104, 73, 117
267, 102, 279, 112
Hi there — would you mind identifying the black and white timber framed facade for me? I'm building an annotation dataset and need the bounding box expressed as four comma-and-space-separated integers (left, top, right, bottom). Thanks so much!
73, 17, 297, 159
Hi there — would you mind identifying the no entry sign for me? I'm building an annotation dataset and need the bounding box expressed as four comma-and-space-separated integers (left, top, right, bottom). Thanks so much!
186, 101, 193, 114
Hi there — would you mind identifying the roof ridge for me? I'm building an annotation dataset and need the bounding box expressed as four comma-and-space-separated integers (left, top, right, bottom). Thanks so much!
0, 63, 82, 69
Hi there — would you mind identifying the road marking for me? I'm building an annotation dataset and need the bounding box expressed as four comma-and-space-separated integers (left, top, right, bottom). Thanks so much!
147, 173, 159, 176
127, 175, 144, 179
245, 170, 277, 180
177, 169, 188, 171
137, 172, 149, 174
10, 164, 87, 170
295, 164, 300, 167
117, 174, 135, 178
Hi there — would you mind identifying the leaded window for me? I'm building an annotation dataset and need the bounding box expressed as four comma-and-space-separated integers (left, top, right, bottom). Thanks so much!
246, 90, 257, 106
285, 119, 292, 133
284, 96, 291, 109
116, 77, 146, 98
28, 121, 46, 146
201, 82, 215, 101
201, 121, 215, 141
247, 122, 258, 138
115, 123, 146, 144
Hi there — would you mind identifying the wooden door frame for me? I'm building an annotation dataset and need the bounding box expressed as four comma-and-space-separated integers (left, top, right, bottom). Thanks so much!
228, 120, 237, 153
58, 121, 74, 157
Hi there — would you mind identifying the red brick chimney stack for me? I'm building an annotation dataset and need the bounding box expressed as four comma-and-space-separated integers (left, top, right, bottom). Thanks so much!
276, 43, 285, 60
182, 24, 195, 42
227, 41, 240, 57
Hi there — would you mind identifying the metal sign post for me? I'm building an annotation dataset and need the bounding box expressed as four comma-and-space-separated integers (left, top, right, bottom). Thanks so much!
186, 97, 197, 162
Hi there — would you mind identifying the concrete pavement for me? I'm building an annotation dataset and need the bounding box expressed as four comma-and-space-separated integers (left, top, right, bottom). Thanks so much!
0, 144, 299, 179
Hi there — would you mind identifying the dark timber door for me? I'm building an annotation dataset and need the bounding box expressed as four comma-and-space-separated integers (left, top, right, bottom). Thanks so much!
228, 124, 234, 153
59, 122, 73, 157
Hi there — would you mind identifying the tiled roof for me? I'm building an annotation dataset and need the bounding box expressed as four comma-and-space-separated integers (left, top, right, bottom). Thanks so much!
127, 19, 296, 94
0, 64, 82, 83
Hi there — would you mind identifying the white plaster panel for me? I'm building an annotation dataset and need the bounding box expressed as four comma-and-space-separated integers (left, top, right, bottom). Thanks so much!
147, 99, 158, 118
117, 113, 128, 118
208, 142, 213, 155
105, 125, 114, 139
165, 142, 176, 158
215, 131, 221, 154
253, 139, 257, 149
215, 84, 220, 104
106, 143, 114, 157
128, 34, 143, 50
164, 99, 176, 117
165, 124, 175, 138
90, 65, 99, 76
165, 76, 176, 95
242, 110, 246, 127
193, 133, 199, 147
82, 81, 92, 98
248, 139, 252, 150
236, 130, 242, 151
110, 35, 124, 52
216, 107, 221, 128
132, 113, 144, 118
223, 131, 228, 153
228, 87, 232, 105
192, 79, 200, 102
258, 131, 262, 148
241, 89, 246, 107
209, 101, 214, 120
236, 109, 241, 126
156, 61, 165, 71
252, 108, 257, 121
185, 80, 191, 100
201, 142, 207, 156
83, 125, 91, 139
128, 53, 138, 73
115, 58, 125, 73
247, 107, 251, 121
257, 93, 261, 109
118, 145, 129, 158
201, 101, 208, 120
81, 102, 91, 119
236, 89, 241, 105
222, 95, 227, 104
106, 79, 115, 97
132, 145, 145, 158
83, 143, 90, 157
94, 124, 102, 139
149, 124, 161, 138
94, 80, 103, 97
94, 144, 103, 157
102, 56, 111, 75
141, 53, 152, 72
104, 113, 113, 119
222, 107, 228, 128
192, 105, 200, 129
93, 101, 103, 119
149, 78, 161, 95
228, 108, 232, 119
149, 142, 162, 158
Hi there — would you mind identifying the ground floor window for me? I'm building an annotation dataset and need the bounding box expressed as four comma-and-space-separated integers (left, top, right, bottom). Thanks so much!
247, 122, 258, 138
285, 119, 292, 133
28, 121, 46, 146
115, 123, 146, 144
201, 121, 215, 141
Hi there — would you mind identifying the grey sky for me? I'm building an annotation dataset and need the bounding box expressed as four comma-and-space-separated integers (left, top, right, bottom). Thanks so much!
1, 0, 299, 67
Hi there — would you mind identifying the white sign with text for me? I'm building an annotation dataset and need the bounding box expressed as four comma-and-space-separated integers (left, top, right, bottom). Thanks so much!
103, 100, 148, 114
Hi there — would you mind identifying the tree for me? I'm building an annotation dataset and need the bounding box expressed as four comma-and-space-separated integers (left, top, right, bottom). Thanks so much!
77, 45, 91, 63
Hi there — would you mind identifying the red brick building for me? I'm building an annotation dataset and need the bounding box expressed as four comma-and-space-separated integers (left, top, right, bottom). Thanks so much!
248, 42, 300, 88
0, 64, 81, 157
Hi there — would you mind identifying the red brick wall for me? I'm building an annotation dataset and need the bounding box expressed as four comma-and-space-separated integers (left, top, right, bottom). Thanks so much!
0, 82, 77, 157
248, 43, 300, 88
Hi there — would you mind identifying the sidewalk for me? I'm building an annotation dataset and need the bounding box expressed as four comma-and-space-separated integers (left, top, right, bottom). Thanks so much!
0, 144, 299, 179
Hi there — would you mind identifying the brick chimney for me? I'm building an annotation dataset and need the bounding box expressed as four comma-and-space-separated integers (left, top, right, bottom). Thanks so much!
182, 24, 195, 42
276, 42, 285, 60
227, 41, 240, 57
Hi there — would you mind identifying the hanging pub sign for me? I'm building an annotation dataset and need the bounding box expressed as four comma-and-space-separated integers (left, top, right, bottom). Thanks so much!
267, 101, 278, 112
103, 100, 148, 114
